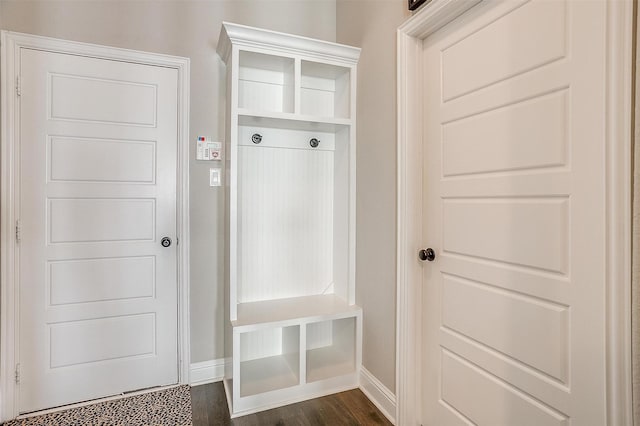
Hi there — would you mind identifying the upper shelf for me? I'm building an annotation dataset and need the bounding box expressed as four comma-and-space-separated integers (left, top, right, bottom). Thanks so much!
238, 51, 295, 114
238, 109, 351, 133
237, 50, 353, 120
301, 60, 351, 119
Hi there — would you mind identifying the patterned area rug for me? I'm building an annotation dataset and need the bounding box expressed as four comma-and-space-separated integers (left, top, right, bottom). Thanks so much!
4, 385, 192, 426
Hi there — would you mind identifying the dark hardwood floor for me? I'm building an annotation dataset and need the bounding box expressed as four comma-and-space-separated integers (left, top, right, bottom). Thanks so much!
191, 382, 393, 426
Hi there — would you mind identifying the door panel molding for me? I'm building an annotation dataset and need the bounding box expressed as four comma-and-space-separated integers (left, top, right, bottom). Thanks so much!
396, 0, 633, 424
0, 31, 191, 422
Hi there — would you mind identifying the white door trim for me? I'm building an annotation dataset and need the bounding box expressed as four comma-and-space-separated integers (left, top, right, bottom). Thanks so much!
604, 2, 634, 424
395, 0, 634, 424
0, 31, 191, 422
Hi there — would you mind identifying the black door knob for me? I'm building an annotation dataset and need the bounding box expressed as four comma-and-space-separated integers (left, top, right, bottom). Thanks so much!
418, 248, 436, 262
161, 237, 172, 248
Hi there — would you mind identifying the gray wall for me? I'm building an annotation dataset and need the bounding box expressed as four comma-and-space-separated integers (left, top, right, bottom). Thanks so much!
0, 0, 408, 393
0, 0, 336, 364
336, 0, 409, 392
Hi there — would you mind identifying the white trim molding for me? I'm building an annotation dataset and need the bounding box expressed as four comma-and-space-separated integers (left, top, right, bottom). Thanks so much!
396, 0, 633, 425
0, 30, 19, 424
190, 359, 226, 387
0, 31, 191, 422
217, 21, 360, 66
359, 367, 396, 425
396, 3, 482, 425
604, 0, 634, 424
395, 27, 424, 426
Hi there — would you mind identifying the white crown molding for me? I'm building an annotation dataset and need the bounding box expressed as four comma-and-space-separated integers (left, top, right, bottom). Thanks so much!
217, 22, 360, 66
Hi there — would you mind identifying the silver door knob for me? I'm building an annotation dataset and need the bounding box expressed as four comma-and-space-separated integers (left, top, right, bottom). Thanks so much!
161, 237, 172, 248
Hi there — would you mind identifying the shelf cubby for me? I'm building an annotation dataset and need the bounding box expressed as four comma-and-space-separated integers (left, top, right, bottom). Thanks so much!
300, 60, 351, 119
306, 317, 356, 383
238, 51, 294, 114
239, 325, 300, 397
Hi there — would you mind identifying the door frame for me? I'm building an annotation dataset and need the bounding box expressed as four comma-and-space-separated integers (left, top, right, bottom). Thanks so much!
395, 0, 634, 424
0, 31, 191, 422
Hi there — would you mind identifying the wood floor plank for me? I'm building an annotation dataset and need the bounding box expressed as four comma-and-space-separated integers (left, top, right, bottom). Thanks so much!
190, 382, 393, 426
337, 389, 390, 425
190, 381, 210, 425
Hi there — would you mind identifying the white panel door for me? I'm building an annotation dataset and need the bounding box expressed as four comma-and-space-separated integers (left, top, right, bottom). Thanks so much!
421, 0, 607, 424
19, 48, 179, 413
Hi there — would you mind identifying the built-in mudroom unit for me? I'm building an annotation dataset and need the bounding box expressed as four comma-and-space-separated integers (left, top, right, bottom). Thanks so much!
216, 23, 362, 417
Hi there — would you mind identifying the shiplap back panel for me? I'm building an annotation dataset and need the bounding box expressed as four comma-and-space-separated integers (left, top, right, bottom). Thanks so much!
300, 61, 350, 119
238, 80, 287, 113
240, 327, 283, 362
307, 321, 333, 351
238, 51, 294, 113
238, 145, 334, 303
331, 129, 351, 301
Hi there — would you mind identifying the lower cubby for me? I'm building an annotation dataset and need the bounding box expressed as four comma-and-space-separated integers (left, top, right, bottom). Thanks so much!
226, 300, 362, 418
306, 317, 356, 383
239, 325, 300, 397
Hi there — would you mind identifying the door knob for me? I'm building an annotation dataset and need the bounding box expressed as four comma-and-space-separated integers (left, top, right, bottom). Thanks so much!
418, 248, 435, 262
161, 237, 172, 248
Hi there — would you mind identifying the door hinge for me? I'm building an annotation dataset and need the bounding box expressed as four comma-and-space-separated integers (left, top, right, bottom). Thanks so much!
14, 364, 20, 384
15, 220, 21, 242
15, 76, 21, 97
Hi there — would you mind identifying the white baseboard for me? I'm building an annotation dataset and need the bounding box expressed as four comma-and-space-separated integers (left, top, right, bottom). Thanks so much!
359, 367, 396, 425
190, 359, 225, 386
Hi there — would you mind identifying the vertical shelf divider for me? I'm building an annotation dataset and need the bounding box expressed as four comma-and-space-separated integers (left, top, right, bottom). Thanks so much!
294, 57, 302, 115
300, 321, 308, 386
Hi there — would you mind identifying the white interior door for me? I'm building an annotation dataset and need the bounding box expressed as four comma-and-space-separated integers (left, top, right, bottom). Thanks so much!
18, 48, 179, 413
421, 0, 607, 424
